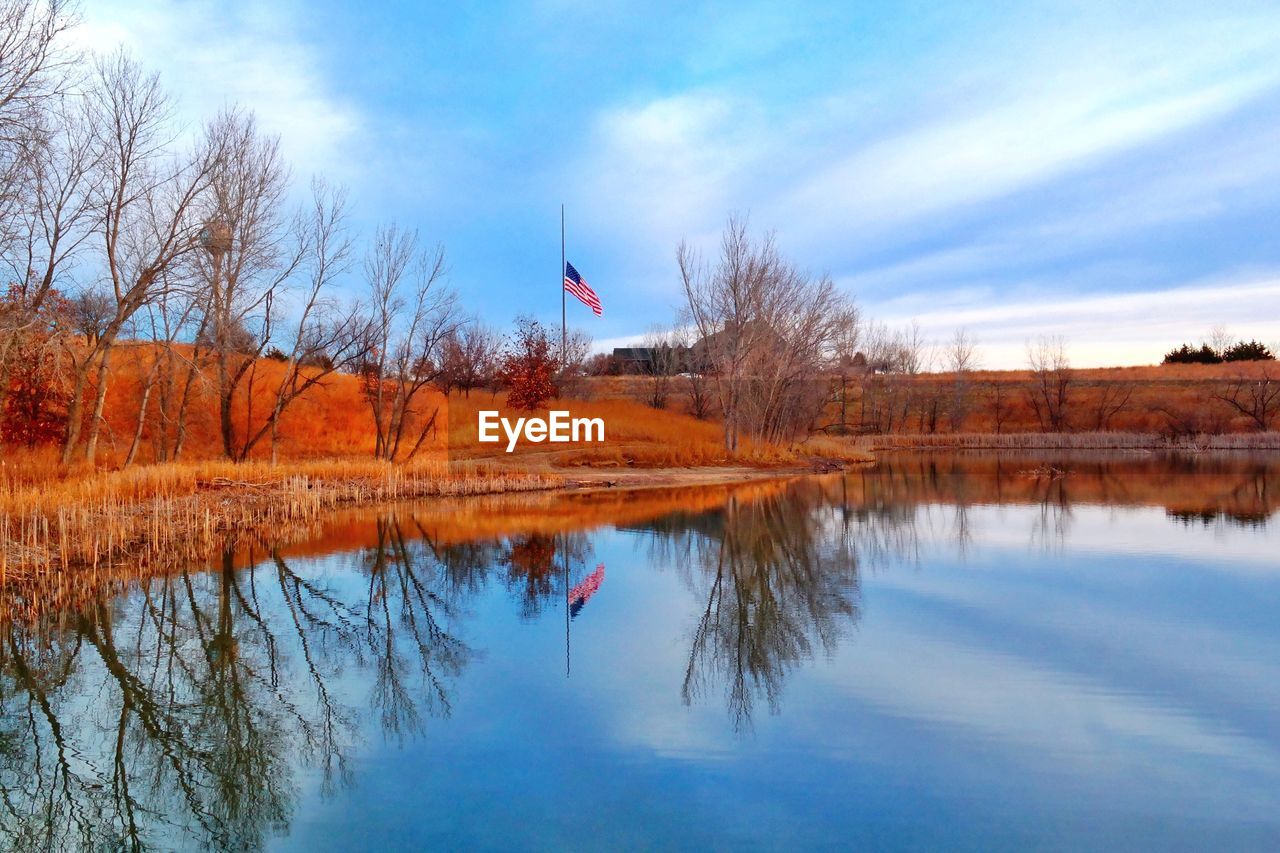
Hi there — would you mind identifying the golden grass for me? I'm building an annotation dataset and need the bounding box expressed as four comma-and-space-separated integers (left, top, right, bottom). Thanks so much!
859, 432, 1280, 450
445, 393, 873, 467
589, 365, 1280, 436
0, 456, 558, 580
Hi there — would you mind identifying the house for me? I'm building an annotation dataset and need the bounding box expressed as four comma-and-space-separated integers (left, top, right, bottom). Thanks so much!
611, 344, 696, 374
612, 323, 775, 374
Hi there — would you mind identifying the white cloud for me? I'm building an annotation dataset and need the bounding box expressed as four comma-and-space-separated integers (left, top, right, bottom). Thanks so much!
70, 0, 363, 186
779, 66, 1280, 239
570, 91, 765, 254
566, 10, 1280, 364
569, 10, 1280, 284
865, 273, 1280, 368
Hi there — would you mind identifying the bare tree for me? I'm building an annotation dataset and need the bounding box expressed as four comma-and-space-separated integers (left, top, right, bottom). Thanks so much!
152, 282, 208, 461
828, 303, 862, 433
439, 320, 498, 398
946, 327, 978, 373
894, 320, 931, 376
0, 93, 96, 418
555, 327, 592, 399
859, 320, 896, 373
1215, 371, 1280, 431
359, 224, 460, 461
917, 382, 944, 434
196, 107, 307, 460
1025, 335, 1072, 432
1156, 393, 1229, 438
1090, 381, 1135, 430
987, 379, 1014, 434
640, 326, 679, 409
1207, 325, 1233, 360
0, 0, 79, 252
853, 320, 898, 433
61, 51, 218, 463
885, 321, 932, 433
678, 215, 854, 449
246, 179, 359, 464
671, 324, 713, 419
946, 327, 979, 431
120, 285, 197, 467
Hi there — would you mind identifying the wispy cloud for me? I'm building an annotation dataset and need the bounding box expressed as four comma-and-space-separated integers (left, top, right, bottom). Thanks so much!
71, 0, 363, 185
867, 273, 1280, 368
575, 11, 1280, 250
779, 26, 1280, 238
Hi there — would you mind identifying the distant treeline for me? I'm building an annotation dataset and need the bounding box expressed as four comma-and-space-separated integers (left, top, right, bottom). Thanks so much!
1163, 340, 1275, 365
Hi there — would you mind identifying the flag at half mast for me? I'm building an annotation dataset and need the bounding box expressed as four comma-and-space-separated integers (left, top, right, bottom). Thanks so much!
564, 262, 602, 316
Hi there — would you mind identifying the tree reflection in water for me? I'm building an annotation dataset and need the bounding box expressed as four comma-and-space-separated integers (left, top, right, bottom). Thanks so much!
635, 481, 865, 731
1, 451, 1275, 847
0, 519, 475, 850
499, 532, 592, 619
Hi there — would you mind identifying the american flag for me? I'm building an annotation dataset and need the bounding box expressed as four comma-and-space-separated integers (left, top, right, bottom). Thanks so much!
569, 564, 605, 619
564, 261, 602, 316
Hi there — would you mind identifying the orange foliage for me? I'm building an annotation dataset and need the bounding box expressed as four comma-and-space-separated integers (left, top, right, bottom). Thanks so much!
496, 316, 557, 410
83, 342, 445, 464
584, 363, 1280, 436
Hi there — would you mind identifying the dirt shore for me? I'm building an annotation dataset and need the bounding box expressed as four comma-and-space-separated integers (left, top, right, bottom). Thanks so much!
552, 461, 860, 491
1, 458, 861, 580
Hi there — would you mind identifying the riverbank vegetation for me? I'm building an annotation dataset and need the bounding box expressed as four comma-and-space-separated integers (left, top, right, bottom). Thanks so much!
0, 457, 558, 580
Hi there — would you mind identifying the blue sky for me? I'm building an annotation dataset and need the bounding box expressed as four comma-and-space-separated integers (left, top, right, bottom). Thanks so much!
78, 0, 1280, 366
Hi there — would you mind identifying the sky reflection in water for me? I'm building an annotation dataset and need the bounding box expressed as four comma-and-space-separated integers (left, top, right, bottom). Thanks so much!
1, 452, 1278, 851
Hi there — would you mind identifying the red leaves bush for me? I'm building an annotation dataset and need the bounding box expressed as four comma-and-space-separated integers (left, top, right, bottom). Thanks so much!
1, 288, 70, 448
497, 316, 558, 410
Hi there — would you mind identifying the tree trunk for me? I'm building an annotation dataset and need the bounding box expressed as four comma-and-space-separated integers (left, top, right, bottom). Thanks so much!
219, 365, 235, 459
402, 407, 439, 461
61, 358, 94, 464
85, 344, 114, 464
171, 353, 201, 461
123, 370, 156, 468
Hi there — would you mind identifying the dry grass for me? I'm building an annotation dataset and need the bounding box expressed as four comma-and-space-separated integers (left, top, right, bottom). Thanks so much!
859, 432, 1280, 450
70, 341, 436, 464
0, 456, 558, 580
589, 364, 1280, 436
445, 393, 873, 467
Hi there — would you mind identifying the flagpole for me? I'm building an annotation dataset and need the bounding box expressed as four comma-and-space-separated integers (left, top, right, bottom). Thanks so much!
564, 533, 570, 678
560, 203, 566, 365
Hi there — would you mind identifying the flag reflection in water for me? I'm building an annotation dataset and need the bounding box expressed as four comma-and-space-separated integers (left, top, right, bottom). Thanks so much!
569, 564, 605, 619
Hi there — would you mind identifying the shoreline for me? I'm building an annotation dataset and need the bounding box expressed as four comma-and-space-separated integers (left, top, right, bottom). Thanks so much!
0, 457, 852, 581
6, 431, 1277, 582
553, 460, 855, 492
855, 431, 1280, 451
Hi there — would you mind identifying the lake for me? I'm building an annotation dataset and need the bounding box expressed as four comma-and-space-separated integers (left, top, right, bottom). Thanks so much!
2, 452, 1278, 851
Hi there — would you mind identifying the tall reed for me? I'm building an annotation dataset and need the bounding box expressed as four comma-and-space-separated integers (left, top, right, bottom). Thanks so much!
1, 458, 557, 580
856, 432, 1280, 451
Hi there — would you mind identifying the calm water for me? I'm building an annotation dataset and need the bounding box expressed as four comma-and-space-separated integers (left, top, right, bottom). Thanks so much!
2, 452, 1279, 851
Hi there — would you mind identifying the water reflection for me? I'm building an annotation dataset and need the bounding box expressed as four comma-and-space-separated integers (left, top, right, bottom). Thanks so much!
634, 489, 861, 729
0, 528, 473, 850
0, 451, 1277, 849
